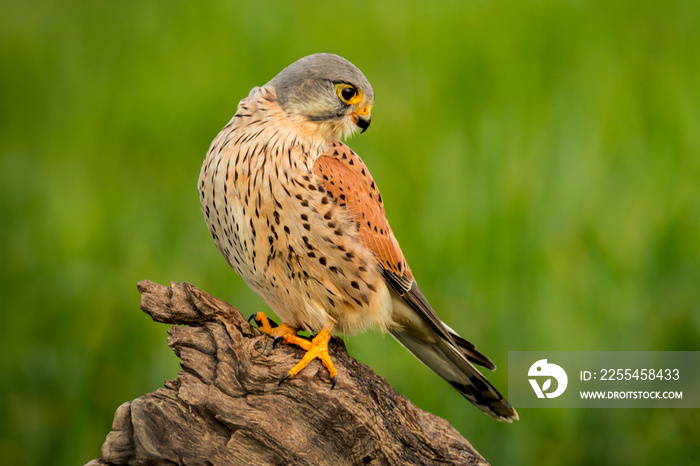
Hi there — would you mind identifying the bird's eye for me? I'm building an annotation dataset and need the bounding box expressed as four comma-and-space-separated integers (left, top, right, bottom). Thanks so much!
336, 84, 361, 104
341, 86, 356, 101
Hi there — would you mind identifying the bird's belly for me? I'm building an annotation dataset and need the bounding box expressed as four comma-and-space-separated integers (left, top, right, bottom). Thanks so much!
200, 133, 393, 334
208, 192, 392, 334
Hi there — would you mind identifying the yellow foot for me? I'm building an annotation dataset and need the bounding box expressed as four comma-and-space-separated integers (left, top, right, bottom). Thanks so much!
280, 328, 337, 389
248, 312, 337, 389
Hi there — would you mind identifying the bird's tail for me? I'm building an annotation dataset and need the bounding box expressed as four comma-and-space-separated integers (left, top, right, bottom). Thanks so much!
389, 327, 518, 422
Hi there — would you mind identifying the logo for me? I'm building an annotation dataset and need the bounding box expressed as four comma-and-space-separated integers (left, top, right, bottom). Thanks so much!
528, 359, 568, 398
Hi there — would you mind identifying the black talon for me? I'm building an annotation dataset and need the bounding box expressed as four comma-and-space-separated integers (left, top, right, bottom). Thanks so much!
247, 313, 259, 325
330, 375, 337, 390
279, 373, 291, 386
272, 336, 285, 348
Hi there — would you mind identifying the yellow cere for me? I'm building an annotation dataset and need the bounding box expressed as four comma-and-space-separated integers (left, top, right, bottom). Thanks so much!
355, 105, 371, 116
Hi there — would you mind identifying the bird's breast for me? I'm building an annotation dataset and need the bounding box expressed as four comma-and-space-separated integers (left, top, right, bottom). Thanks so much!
199, 111, 391, 333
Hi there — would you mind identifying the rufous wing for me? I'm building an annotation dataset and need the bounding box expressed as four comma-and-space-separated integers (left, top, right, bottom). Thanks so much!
313, 141, 412, 289
313, 141, 452, 340
313, 141, 495, 370
313, 142, 515, 421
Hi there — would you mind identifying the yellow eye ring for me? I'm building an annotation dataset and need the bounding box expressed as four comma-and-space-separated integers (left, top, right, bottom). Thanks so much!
335, 83, 362, 105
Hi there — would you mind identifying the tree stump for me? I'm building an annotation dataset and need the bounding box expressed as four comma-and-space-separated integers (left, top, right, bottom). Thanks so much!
86, 281, 488, 466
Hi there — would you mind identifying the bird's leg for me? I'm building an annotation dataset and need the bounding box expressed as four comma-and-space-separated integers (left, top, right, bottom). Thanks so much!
248, 313, 337, 388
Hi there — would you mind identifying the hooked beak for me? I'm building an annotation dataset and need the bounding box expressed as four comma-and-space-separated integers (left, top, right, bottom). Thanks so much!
351, 104, 372, 133
354, 115, 371, 133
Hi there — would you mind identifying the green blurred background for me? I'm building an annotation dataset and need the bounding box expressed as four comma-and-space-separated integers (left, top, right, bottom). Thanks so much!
1, 0, 698, 464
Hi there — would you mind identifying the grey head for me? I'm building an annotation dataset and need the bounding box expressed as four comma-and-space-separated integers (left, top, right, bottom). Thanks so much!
266, 53, 374, 138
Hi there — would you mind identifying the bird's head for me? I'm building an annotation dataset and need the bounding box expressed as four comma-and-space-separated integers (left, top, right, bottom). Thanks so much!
267, 53, 374, 141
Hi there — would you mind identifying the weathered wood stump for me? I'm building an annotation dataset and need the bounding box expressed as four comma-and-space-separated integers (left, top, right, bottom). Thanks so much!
86, 281, 488, 465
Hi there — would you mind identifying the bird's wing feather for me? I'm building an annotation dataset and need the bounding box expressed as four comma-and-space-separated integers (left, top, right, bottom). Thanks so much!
313, 141, 493, 368
313, 141, 517, 421
313, 141, 409, 281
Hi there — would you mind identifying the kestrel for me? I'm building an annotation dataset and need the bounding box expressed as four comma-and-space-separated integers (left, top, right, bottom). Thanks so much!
198, 53, 518, 421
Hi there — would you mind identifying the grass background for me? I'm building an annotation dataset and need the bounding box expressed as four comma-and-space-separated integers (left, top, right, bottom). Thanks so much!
1, 0, 698, 464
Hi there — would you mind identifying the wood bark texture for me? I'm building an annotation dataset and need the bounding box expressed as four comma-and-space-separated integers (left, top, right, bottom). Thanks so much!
86, 280, 489, 466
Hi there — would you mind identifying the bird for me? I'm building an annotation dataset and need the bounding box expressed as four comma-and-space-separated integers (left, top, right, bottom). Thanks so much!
198, 53, 518, 422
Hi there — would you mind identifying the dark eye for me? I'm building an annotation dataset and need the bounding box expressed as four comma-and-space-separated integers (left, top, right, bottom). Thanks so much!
341, 86, 357, 102
336, 83, 361, 104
